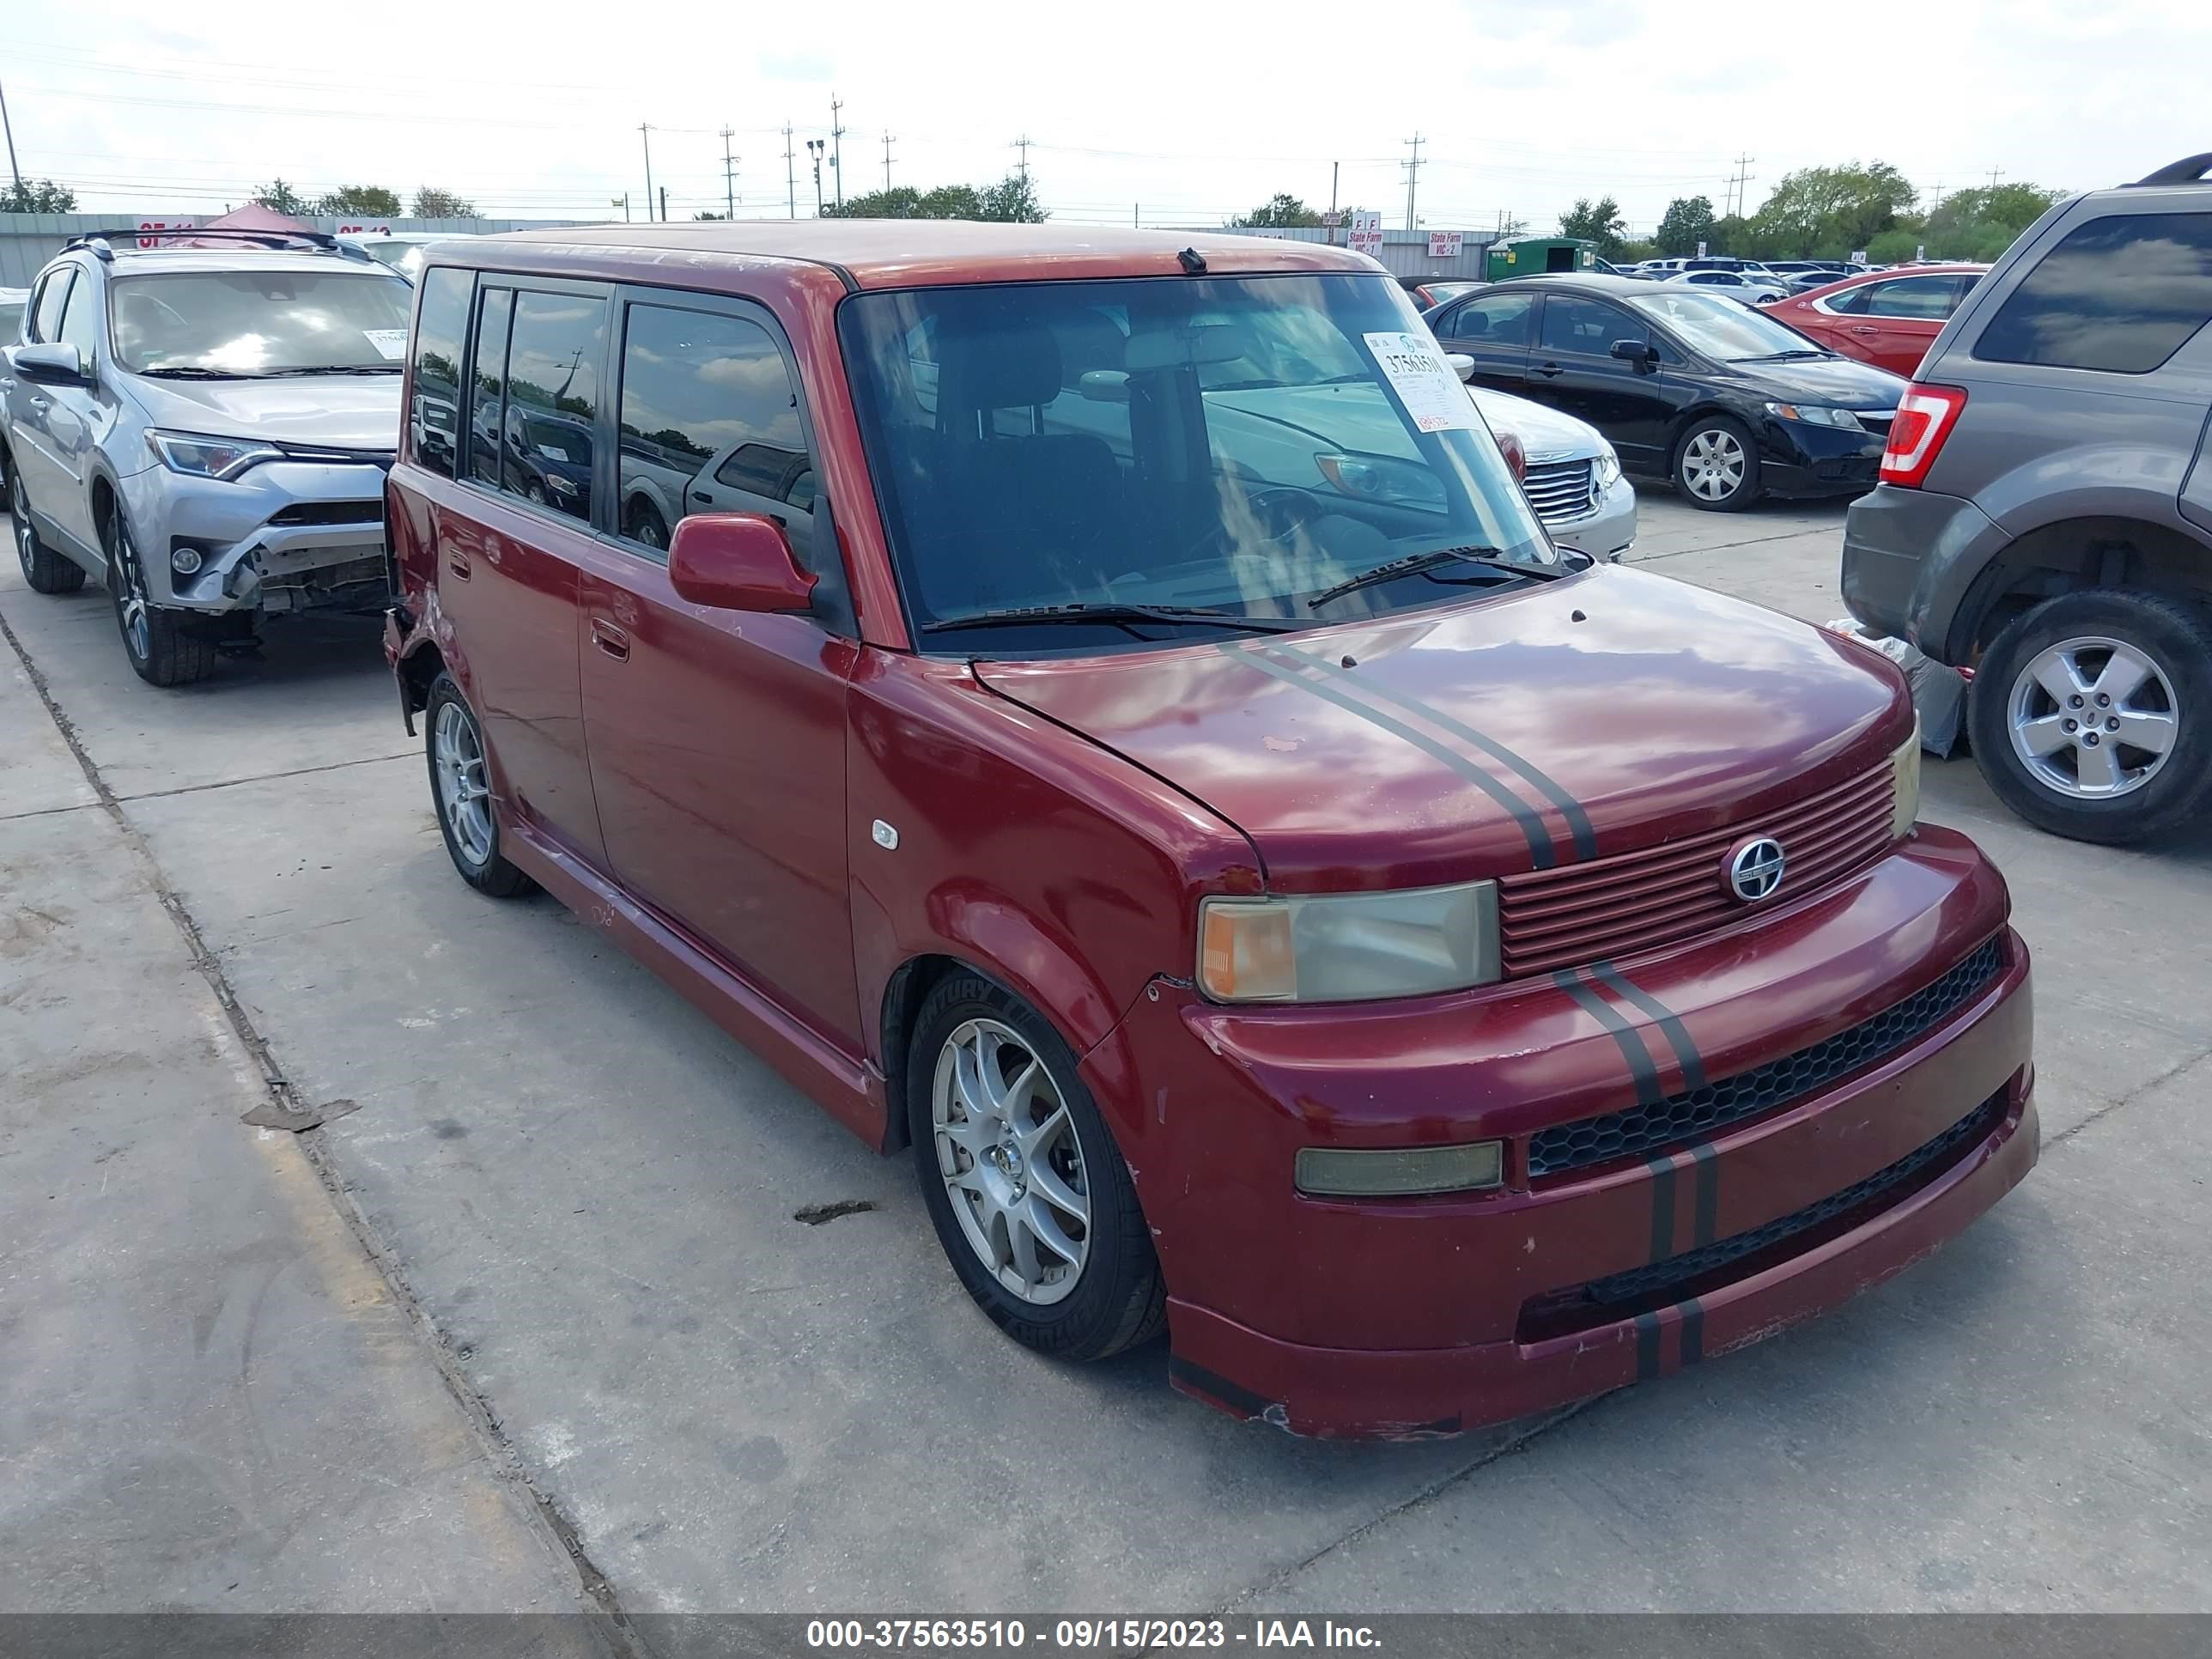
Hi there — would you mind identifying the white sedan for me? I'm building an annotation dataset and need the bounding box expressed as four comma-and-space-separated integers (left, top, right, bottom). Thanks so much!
1664, 268, 1789, 305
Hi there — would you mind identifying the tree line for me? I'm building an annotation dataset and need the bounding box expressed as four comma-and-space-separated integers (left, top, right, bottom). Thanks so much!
250, 182, 481, 219
815, 171, 1046, 223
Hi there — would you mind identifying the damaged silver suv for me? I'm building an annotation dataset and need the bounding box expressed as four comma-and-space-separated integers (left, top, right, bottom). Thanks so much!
4, 228, 411, 685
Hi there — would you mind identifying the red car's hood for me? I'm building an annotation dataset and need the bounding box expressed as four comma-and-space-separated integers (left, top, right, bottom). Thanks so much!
975, 567, 1913, 890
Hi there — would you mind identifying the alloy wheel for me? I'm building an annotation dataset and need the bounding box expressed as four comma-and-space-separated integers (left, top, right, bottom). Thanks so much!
931, 1018, 1091, 1305
10, 472, 33, 580
1680, 428, 1747, 501
2008, 635, 2179, 799
433, 699, 495, 866
110, 520, 152, 661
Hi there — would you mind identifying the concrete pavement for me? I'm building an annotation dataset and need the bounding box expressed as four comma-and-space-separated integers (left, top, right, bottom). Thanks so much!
2, 494, 2206, 1618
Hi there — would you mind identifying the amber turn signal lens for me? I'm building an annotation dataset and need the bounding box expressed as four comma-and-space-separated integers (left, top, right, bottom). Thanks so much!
1200, 900, 1297, 1002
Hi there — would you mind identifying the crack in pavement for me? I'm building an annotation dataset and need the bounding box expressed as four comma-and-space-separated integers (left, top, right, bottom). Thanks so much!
1626, 524, 1838, 562
0, 603, 647, 1658
0, 750, 416, 823
2045, 1044, 2212, 1150
1209, 1398, 1604, 1617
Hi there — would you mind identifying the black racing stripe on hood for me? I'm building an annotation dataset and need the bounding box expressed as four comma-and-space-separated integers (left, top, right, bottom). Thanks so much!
1225, 643, 1558, 869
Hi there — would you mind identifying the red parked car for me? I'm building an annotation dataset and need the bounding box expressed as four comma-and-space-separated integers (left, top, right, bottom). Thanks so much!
1764, 264, 1989, 378
384, 224, 2035, 1438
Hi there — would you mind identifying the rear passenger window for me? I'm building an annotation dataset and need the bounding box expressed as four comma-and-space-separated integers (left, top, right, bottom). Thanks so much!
1540, 295, 1635, 355
57, 274, 99, 358
1975, 213, 2212, 374
1449, 291, 1534, 346
467, 289, 514, 489
615, 303, 814, 562
1860, 276, 1960, 319
409, 266, 471, 478
500, 291, 605, 521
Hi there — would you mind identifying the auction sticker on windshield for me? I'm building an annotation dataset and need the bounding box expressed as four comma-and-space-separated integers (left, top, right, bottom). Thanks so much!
363, 329, 410, 360
1364, 331, 1480, 433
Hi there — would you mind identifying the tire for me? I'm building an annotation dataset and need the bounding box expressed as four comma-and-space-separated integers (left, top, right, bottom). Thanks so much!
908, 972, 1165, 1361
627, 500, 669, 552
424, 672, 535, 896
104, 508, 215, 686
10, 466, 88, 595
1674, 415, 1762, 511
1968, 587, 2212, 845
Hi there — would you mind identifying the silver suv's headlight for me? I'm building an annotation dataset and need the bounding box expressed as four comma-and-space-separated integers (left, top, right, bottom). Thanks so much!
147, 429, 283, 481
1891, 720, 1922, 839
1198, 881, 1500, 1004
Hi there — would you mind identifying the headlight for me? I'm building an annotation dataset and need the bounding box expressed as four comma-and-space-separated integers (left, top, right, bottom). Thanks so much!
1198, 880, 1500, 1004
1314, 452, 1447, 510
1593, 443, 1621, 489
1764, 402, 1864, 430
547, 473, 580, 496
1891, 720, 1922, 839
147, 429, 284, 481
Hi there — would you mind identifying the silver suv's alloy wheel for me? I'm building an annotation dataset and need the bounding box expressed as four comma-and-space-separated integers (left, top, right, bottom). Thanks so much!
931, 1018, 1091, 1305
1680, 427, 1747, 501
2008, 635, 2179, 799
433, 699, 495, 866
112, 520, 152, 661
11, 472, 36, 579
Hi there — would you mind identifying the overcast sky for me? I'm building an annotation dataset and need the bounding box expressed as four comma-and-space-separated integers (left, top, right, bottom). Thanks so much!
6, 0, 2204, 233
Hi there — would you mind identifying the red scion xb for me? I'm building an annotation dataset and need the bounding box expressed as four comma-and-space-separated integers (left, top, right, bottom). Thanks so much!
383, 224, 2035, 1439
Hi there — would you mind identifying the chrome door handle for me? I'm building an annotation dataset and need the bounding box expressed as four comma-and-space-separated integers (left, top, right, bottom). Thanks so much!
591, 618, 630, 661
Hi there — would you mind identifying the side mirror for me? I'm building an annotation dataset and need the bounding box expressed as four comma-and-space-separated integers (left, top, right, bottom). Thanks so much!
1443, 351, 1476, 384
10, 343, 87, 386
666, 513, 817, 614
1609, 338, 1658, 371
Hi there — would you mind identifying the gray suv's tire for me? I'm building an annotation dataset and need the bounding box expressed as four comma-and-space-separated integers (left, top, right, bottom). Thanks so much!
104, 509, 216, 687
10, 468, 88, 595
1969, 588, 2212, 844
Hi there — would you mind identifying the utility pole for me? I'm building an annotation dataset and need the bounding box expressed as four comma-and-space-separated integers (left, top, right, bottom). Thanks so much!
720, 126, 738, 219
784, 124, 796, 220
1012, 134, 1033, 182
1986, 166, 2005, 190
1401, 134, 1425, 230
830, 96, 846, 208
1133, 203, 1139, 227
640, 124, 655, 221
807, 138, 825, 216
0, 76, 22, 197
1726, 154, 1755, 218
659, 185, 668, 223
883, 131, 895, 191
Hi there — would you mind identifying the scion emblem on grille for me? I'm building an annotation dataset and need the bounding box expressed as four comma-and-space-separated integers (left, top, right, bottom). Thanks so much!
1725, 836, 1787, 902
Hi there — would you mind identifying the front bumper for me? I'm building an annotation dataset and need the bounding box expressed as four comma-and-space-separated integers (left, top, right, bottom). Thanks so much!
1757, 418, 1887, 498
1544, 471, 1638, 561
118, 459, 388, 616
1083, 827, 2034, 1437
1842, 483, 2009, 661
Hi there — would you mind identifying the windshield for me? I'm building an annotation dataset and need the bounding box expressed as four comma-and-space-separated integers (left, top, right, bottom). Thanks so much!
0, 299, 23, 342
110, 270, 414, 374
1626, 289, 1824, 361
839, 273, 1553, 647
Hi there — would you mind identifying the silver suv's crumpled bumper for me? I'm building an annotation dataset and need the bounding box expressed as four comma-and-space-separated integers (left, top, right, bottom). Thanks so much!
118, 457, 389, 616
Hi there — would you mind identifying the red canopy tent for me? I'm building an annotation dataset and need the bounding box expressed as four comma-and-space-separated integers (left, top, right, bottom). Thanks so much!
177, 202, 317, 245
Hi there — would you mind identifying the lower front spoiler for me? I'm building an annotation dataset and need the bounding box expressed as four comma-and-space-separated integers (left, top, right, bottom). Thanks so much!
1166, 1081, 2037, 1440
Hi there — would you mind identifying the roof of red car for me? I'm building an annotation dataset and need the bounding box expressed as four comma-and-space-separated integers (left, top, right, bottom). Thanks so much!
1784, 263, 1989, 301
461, 221, 1375, 290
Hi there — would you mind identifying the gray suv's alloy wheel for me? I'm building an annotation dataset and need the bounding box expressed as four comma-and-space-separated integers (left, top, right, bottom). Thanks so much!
103, 510, 215, 686
1970, 588, 2212, 844
10, 468, 88, 595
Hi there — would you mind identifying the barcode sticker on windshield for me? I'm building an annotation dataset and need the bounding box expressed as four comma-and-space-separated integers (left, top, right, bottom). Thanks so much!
363, 329, 410, 361
1363, 331, 1480, 432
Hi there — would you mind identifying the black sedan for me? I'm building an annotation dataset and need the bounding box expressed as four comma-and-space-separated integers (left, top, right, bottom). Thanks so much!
1425, 274, 1906, 510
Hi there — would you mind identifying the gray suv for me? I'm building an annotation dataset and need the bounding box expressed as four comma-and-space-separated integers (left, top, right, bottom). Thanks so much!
4, 229, 413, 685
1843, 153, 2212, 844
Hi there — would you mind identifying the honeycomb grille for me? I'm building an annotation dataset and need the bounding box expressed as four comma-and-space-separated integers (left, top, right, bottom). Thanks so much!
1528, 936, 2006, 1179
1569, 1089, 2006, 1311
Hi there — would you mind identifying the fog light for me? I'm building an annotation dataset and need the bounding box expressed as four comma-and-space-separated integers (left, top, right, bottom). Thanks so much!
171, 547, 204, 575
1295, 1141, 1504, 1198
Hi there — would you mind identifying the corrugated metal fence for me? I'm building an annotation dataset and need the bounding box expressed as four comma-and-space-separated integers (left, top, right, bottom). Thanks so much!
0, 215, 592, 288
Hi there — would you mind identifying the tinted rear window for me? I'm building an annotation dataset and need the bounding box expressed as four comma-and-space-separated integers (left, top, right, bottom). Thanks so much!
409, 266, 471, 478
1974, 212, 2212, 374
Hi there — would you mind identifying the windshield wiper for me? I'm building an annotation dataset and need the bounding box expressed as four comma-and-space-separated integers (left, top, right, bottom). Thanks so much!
1736, 349, 1830, 362
1306, 545, 1547, 610
256, 365, 404, 376
136, 366, 254, 380
921, 602, 1304, 636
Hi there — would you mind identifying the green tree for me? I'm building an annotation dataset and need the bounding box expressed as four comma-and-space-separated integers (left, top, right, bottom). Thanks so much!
410, 186, 479, 219
1653, 194, 1717, 257
0, 179, 77, 212
1752, 161, 1917, 258
976, 172, 1047, 223
252, 179, 310, 216
315, 185, 402, 218
1918, 182, 2064, 260
1559, 194, 1628, 258
1232, 192, 1324, 228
